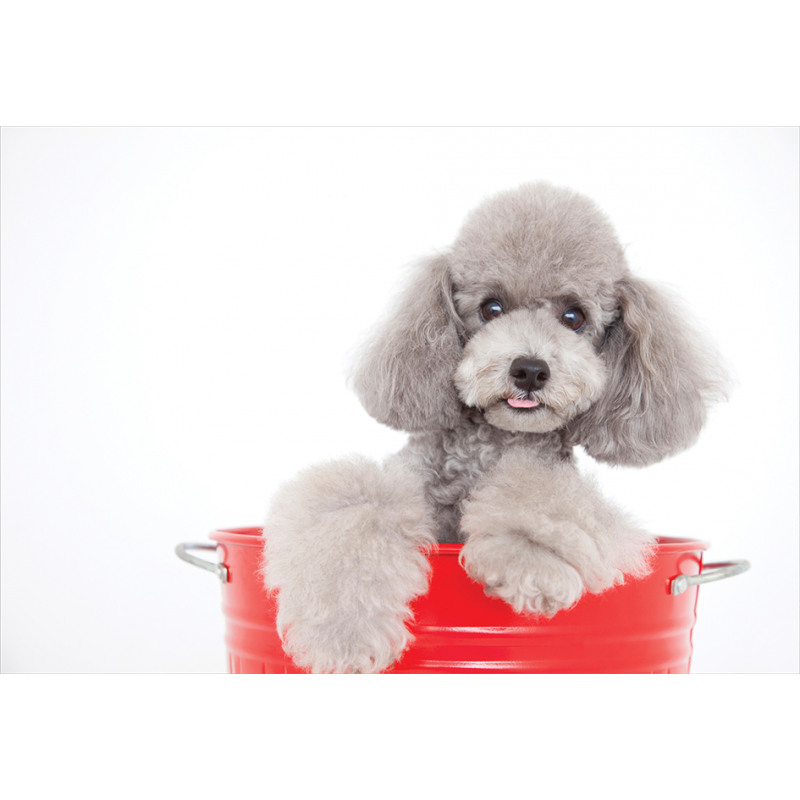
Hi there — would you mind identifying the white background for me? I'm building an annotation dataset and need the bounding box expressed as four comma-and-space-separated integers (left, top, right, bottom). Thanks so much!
2, 126, 798, 673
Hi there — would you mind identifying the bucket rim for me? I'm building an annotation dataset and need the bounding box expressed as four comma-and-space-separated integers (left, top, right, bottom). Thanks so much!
210, 527, 710, 554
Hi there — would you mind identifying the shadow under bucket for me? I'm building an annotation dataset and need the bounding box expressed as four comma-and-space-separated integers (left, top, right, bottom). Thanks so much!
177, 528, 749, 673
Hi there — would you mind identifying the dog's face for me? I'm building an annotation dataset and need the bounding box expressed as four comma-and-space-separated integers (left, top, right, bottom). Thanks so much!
449, 183, 626, 433
452, 296, 612, 434
354, 182, 725, 466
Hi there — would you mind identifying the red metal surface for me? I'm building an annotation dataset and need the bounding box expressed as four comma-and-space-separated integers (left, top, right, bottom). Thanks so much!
210, 527, 707, 674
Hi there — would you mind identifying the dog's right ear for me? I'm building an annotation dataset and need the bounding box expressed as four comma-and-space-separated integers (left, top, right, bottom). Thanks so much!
351, 254, 464, 431
566, 276, 728, 466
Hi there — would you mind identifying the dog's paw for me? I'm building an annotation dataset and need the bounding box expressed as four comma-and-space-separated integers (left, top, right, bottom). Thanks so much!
262, 454, 437, 673
460, 530, 585, 616
280, 612, 412, 674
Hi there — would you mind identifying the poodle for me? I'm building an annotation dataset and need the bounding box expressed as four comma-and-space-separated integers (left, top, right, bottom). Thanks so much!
262, 182, 726, 673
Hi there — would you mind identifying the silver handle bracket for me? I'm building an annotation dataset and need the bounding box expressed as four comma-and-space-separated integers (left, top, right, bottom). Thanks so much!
175, 542, 230, 583
670, 560, 750, 596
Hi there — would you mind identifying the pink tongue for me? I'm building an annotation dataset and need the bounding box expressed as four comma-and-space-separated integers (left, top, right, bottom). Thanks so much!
507, 397, 539, 409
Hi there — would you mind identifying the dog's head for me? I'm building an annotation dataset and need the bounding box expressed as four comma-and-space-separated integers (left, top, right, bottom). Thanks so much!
353, 183, 726, 466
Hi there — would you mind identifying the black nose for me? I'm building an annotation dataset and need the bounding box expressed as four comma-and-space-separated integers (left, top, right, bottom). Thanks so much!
510, 357, 550, 392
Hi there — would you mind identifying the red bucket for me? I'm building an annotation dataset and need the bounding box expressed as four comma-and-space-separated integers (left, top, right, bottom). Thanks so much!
177, 527, 748, 673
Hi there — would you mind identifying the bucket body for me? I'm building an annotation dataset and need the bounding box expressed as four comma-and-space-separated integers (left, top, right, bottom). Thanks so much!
209, 527, 709, 673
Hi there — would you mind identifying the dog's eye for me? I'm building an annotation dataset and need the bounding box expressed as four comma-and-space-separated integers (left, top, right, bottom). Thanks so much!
561, 307, 586, 332
479, 299, 504, 322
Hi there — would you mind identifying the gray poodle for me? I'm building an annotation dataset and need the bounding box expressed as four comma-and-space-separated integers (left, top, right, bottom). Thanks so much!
262, 182, 726, 673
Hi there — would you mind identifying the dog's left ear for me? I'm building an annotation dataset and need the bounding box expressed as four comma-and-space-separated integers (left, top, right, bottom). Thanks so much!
567, 276, 727, 466
351, 254, 464, 431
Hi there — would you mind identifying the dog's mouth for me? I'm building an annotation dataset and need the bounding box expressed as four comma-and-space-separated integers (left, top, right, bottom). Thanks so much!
505, 395, 543, 412
478, 392, 563, 433
482, 393, 558, 433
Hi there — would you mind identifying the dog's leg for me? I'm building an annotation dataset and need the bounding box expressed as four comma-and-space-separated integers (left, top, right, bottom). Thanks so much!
459, 448, 655, 615
262, 454, 435, 673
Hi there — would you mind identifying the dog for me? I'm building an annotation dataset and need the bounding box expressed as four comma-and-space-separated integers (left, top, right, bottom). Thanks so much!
262, 182, 726, 673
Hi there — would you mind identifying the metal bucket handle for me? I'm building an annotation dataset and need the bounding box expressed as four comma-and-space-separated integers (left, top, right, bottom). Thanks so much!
670, 560, 750, 596
175, 542, 229, 583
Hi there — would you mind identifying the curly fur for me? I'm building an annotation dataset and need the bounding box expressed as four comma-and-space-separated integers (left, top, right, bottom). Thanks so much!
261, 455, 436, 673
263, 182, 727, 673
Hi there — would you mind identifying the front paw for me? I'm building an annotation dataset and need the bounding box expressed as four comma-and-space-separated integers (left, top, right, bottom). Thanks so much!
460, 530, 585, 616
279, 612, 412, 674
